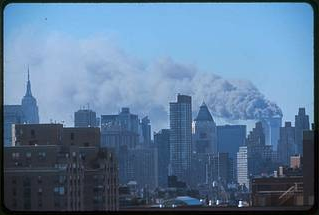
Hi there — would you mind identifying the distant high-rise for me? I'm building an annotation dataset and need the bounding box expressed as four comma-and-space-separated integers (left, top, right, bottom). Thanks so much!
246, 122, 273, 177
154, 129, 170, 188
139, 116, 151, 145
4, 105, 24, 146
74, 108, 97, 127
169, 94, 192, 184
217, 125, 246, 159
277, 122, 296, 165
193, 102, 217, 154
100, 107, 139, 150
21, 68, 39, 124
294, 108, 310, 155
237, 146, 249, 189
261, 117, 282, 150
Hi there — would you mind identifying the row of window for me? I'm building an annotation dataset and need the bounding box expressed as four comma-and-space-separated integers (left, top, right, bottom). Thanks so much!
11, 152, 46, 159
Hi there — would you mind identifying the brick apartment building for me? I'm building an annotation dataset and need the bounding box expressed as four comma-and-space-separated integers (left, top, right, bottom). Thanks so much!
4, 124, 119, 211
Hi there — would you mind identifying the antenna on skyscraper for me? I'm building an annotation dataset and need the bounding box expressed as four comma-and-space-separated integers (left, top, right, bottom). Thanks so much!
27, 64, 30, 81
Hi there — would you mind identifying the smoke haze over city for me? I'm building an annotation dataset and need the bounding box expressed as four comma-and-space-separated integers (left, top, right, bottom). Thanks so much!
5, 32, 284, 132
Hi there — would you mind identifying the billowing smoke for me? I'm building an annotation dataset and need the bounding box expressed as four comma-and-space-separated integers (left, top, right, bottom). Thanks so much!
4, 30, 282, 132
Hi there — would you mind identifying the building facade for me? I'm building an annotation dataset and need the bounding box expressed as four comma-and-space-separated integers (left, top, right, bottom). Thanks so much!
4, 124, 119, 211
139, 116, 152, 146
4, 105, 24, 147
260, 116, 282, 150
169, 94, 192, 184
277, 122, 296, 165
237, 146, 249, 189
154, 129, 170, 188
74, 109, 98, 127
294, 108, 310, 155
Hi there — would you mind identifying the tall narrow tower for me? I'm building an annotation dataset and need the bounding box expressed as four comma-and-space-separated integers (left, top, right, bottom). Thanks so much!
21, 67, 39, 124
169, 94, 192, 184
295, 108, 309, 155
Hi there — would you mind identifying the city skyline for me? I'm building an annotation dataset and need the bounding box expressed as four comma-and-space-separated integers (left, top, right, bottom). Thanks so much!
4, 3, 314, 134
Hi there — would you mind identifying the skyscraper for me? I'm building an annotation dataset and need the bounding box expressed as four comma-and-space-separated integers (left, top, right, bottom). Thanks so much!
217, 125, 246, 159
277, 122, 296, 165
237, 146, 249, 189
294, 108, 310, 155
169, 94, 192, 184
21, 68, 39, 124
154, 129, 170, 188
74, 108, 98, 127
139, 116, 151, 146
260, 116, 282, 150
193, 102, 217, 154
246, 122, 273, 176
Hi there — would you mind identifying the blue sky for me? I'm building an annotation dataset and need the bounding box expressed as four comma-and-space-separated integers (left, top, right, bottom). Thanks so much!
4, 3, 314, 130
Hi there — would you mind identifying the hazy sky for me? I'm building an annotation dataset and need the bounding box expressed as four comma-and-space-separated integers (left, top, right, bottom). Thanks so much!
4, 3, 314, 133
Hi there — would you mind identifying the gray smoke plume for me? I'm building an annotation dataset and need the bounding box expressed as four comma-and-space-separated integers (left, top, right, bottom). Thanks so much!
4, 30, 282, 132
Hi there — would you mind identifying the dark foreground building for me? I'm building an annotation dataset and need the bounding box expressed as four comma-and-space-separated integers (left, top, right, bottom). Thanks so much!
4, 124, 119, 211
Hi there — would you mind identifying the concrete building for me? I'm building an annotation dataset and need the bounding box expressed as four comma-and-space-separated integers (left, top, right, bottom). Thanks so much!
4, 105, 24, 147
74, 109, 98, 127
294, 108, 310, 155
154, 129, 170, 188
193, 102, 217, 154
277, 122, 296, 165
4, 124, 119, 211
237, 146, 249, 189
169, 94, 192, 184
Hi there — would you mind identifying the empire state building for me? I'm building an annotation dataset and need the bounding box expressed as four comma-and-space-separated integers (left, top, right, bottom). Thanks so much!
21, 68, 39, 124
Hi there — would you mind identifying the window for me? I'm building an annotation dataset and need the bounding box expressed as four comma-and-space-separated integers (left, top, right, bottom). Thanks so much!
70, 132, 74, 140
38, 152, 46, 160
30, 129, 35, 138
12, 188, 17, 196
37, 176, 42, 183
26, 152, 31, 158
12, 152, 20, 160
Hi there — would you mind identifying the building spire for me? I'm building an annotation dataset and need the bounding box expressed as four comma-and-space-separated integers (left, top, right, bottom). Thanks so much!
28, 65, 30, 81
25, 66, 32, 96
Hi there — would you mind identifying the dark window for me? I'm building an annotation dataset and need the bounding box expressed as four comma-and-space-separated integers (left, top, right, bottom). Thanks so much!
31, 129, 35, 138
23, 178, 31, 187
70, 133, 74, 140
84, 142, 89, 147
12, 188, 17, 196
